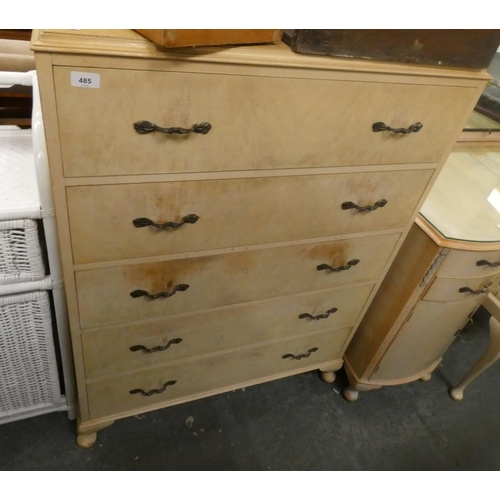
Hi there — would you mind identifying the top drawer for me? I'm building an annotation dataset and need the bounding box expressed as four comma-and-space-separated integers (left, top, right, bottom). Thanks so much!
53, 67, 476, 177
438, 248, 500, 278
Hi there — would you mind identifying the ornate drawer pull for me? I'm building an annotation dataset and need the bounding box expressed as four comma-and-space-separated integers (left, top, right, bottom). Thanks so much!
130, 283, 189, 300
129, 380, 177, 396
317, 259, 360, 272
299, 307, 338, 321
476, 259, 500, 268
282, 347, 318, 360
342, 199, 387, 212
372, 122, 423, 134
133, 214, 199, 230
130, 338, 183, 353
134, 120, 212, 135
459, 285, 490, 295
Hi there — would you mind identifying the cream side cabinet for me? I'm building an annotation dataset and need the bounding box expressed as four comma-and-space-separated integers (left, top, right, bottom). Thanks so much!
345, 143, 500, 400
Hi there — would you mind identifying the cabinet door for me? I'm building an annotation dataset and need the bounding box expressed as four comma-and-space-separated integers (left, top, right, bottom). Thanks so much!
370, 298, 483, 382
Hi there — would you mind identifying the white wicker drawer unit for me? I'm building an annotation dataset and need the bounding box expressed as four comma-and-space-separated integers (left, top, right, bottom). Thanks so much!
0, 71, 75, 423
31, 29, 488, 448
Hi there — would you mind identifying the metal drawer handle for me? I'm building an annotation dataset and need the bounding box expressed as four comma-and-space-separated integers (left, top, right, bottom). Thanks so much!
133, 214, 199, 230
476, 259, 500, 268
317, 259, 360, 272
282, 347, 319, 360
372, 122, 423, 134
342, 199, 387, 212
129, 380, 177, 396
459, 285, 490, 295
134, 120, 212, 135
130, 283, 189, 300
130, 338, 183, 353
299, 307, 338, 321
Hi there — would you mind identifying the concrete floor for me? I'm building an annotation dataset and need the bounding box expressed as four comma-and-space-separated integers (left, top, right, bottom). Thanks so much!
1, 306, 499, 470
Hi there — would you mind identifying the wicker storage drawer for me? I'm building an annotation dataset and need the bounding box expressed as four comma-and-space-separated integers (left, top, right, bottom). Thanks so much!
0, 291, 63, 421
0, 219, 45, 285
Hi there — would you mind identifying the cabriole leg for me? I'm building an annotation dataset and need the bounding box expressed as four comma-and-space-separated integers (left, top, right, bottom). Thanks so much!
450, 314, 500, 401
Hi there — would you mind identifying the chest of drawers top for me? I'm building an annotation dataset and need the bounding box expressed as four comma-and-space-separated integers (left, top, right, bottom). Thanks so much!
30, 29, 490, 77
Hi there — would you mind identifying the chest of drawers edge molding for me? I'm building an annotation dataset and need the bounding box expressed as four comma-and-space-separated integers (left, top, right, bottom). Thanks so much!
32, 29, 489, 447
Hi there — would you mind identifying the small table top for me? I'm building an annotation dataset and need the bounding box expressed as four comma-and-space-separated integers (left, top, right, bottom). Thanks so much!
418, 142, 500, 250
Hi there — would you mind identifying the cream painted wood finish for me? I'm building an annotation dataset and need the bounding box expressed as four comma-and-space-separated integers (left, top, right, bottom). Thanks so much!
86, 328, 351, 420
438, 248, 500, 277
53, 66, 476, 177
31, 29, 488, 445
76, 235, 398, 329
348, 219, 500, 387
345, 144, 500, 400
67, 171, 431, 264
422, 274, 500, 302
371, 299, 483, 382
83, 285, 373, 379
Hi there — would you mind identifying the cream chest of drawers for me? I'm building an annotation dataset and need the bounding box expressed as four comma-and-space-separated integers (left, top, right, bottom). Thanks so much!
31, 29, 488, 447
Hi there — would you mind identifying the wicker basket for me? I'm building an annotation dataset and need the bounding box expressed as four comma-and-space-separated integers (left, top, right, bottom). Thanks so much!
0, 291, 63, 421
0, 219, 45, 285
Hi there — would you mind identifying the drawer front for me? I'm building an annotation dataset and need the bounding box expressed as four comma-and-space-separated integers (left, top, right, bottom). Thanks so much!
438, 249, 500, 278
86, 328, 350, 419
82, 285, 372, 379
372, 299, 482, 382
68, 170, 432, 264
76, 234, 398, 329
53, 66, 476, 177
422, 274, 500, 302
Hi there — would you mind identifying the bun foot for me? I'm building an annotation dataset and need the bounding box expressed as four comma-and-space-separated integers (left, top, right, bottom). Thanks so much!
320, 370, 336, 383
450, 388, 464, 402
77, 432, 97, 449
76, 420, 114, 449
420, 373, 432, 382
343, 386, 359, 402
